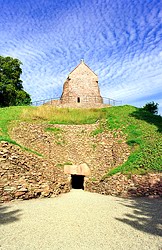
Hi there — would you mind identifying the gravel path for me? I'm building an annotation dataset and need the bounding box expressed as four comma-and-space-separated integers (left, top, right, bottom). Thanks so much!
0, 190, 162, 250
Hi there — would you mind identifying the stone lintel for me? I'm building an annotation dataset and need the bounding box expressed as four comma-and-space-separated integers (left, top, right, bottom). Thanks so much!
64, 163, 91, 176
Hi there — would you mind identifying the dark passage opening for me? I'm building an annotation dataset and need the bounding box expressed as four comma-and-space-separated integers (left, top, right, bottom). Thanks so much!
71, 175, 84, 189
77, 97, 80, 103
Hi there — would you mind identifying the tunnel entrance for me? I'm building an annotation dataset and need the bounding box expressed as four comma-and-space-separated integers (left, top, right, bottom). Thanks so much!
71, 175, 84, 190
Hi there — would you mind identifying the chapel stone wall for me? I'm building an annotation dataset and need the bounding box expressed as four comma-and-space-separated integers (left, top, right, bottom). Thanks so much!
61, 61, 103, 106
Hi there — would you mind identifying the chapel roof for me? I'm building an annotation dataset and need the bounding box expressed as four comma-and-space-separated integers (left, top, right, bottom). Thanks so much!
69, 59, 98, 77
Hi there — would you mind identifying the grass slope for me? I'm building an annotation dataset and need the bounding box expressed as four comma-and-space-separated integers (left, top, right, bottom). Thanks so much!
0, 105, 161, 175
104, 105, 162, 175
0, 106, 42, 156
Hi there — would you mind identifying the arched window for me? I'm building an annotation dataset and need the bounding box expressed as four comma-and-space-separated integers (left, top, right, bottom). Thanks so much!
77, 97, 80, 103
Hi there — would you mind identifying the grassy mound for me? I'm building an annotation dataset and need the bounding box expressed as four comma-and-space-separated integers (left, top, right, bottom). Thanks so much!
0, 105, 161, 175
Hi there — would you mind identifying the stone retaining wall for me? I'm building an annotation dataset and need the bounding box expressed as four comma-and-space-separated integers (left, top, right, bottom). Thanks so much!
86, 173, 162, 198
0, 141, 70, 203
44, 100, 110, 108
1, 141, 161, 203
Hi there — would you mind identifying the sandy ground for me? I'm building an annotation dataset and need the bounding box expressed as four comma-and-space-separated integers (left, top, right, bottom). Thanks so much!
0, 190, 162, 250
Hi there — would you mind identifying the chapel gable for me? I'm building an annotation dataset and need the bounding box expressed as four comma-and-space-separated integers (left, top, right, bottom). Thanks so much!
60, 60, 103, 107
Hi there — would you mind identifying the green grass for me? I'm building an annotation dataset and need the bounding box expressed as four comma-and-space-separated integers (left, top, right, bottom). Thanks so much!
0, 106, 42, 156
0, 105, 162, 175
44, 126, 66, 145
104, 105, 162, 175
91, 128, 104, 136
56, 161, 73, 167
21, 105, 106, 124
0, 106, 23, 141
44, 127, 62, 134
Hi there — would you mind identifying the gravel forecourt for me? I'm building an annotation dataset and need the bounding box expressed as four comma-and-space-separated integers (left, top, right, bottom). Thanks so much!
0, 190, 162, 250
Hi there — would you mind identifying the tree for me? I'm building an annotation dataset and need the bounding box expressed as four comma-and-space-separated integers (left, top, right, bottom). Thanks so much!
142, 101, 159, 115
0, 56, 31, 107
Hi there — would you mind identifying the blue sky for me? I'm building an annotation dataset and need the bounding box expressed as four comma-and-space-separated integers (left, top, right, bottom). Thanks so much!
0, 0, 162, 113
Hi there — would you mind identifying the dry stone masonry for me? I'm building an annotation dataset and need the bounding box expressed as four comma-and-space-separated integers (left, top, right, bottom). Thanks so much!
1, 122, 161, 203
10, 122, 130, 179
0, 141, 70, 203
86, 173, 162, 198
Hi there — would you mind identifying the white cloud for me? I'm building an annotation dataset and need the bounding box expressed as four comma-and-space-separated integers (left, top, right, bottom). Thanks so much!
0, 0, 161, 112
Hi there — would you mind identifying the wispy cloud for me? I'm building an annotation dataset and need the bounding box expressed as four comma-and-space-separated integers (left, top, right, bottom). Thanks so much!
0, 0, 162, 113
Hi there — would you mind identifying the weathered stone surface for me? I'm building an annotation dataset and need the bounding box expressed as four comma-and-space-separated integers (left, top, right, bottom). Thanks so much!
1, 122, 161, 203
11, 123, 130, 180
15, 191, 26, 198
18, 188, 28, 192
64, 163, 91, 176
79, 163, 91, 176
85, 173, 162, 198
61, 60, 103, 107
0, 142, 70, 203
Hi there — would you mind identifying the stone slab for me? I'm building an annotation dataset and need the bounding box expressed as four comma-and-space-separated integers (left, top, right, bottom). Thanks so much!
64, 163, 91, 176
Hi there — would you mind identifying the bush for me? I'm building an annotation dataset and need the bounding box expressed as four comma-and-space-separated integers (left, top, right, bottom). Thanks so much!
142, 101, 159, 115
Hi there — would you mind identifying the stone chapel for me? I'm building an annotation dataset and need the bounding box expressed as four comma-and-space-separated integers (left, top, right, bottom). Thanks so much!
60, 60, 103, 107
